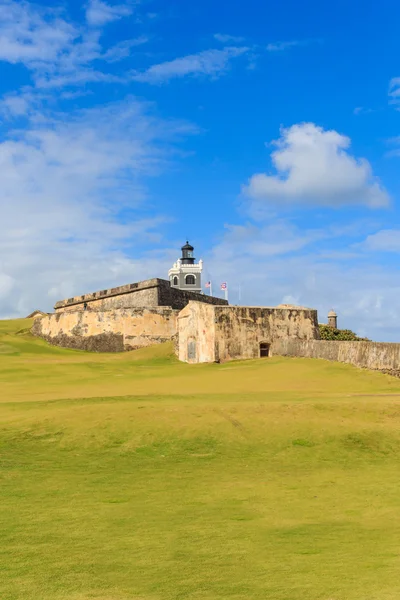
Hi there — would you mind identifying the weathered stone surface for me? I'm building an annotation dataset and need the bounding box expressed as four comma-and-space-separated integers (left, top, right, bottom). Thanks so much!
54, 278, 227, 313
271, 338, 400, 374
38, 331, 125, 352
32, 307, 179, 352
157, 281, 227, 310
177, 302, 320, 363
178, 303, 216, 363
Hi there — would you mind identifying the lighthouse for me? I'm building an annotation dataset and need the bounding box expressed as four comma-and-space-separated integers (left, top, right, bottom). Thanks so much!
168, 241, 203, 293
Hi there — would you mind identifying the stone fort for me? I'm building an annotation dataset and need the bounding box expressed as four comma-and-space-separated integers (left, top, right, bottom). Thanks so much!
32, 241, 400, 374
33, 242, 320, 361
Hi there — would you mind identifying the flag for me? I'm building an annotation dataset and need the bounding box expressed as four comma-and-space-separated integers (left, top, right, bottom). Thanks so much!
220, 282, 227, 290
205, 281, 211, 288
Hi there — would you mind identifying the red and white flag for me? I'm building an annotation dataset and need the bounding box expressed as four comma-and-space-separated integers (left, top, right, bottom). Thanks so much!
205, 281, 211, 288
220, 282, 227, 290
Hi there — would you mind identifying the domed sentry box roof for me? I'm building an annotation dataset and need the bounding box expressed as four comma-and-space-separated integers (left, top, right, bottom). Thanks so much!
328, 309, 337, 317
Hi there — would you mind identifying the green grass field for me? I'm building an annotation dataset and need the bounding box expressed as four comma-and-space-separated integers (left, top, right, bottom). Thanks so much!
1, 318, 400, 600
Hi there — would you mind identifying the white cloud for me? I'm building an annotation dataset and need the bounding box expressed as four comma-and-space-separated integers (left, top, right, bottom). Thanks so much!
208, 222, 325, 262
132, 46, 249, 84
0, 0, 138, 88
0, 0, 77, 65
266, 39, 320, 52
0, 88, 37, 117
266, 40, 302, 52
214, 33, 245, 43
0, 98, 195, 318
353, 106, 375, 116
34, 68, 124, 89
85, 0, 133, 27
102, 36, 148, 62
244, 123, 390, 208
363, 230, 400, 252
389, 77, 400, 104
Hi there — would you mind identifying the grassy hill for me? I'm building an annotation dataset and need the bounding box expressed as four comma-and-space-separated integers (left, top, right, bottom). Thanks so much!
1, 319, 400, 600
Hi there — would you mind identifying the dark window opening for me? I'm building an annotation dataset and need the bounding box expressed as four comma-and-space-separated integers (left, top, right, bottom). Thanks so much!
173, 276, 178, 286
260, 343, 270, 358
186, 275, 195, 285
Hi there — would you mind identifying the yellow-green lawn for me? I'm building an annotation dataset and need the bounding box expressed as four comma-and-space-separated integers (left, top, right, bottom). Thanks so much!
1, 319, 400, 600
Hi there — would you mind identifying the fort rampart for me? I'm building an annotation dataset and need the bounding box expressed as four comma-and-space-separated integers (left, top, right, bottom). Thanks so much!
54, 278, 227, 313
177, 302, 320, 363
32, 307, 179, 352
271, 338, 400, 375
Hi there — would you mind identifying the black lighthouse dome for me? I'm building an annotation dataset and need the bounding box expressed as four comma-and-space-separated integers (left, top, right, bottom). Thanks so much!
181, 241, 195, 265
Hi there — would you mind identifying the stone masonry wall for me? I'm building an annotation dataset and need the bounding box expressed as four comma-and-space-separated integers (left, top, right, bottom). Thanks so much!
177, 302, 216, 363
214, 306, 319, 363
54, 278, 227, 313
177, 302, 320, 363
54, 279, 161, 313
32, 307, 178, 352
56, 287, 160, 314
157, 280, 228, 310
271, 338, 400, 375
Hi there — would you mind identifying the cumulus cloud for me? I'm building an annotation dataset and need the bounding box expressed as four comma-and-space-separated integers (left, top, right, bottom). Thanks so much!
132, 47, 249, 84
244, 123, 390, 208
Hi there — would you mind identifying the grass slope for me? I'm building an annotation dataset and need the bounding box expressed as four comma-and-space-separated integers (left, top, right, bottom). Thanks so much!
1, 319, 400, 600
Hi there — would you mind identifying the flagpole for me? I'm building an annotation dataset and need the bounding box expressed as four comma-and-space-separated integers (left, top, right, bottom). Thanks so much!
225, 285, 228, 302
210, 282, 212, 297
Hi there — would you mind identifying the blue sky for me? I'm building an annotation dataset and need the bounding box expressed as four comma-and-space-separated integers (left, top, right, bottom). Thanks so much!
0, 0, 400, 340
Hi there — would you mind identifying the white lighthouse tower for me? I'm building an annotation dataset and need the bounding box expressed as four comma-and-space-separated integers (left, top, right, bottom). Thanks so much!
168, 241, 203, 293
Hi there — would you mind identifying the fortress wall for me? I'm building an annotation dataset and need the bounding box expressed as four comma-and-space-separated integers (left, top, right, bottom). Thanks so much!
177, 302, 320, 363
54, 279, 160, 313
157, 281, 228, 310
32, 307, 178, 352
54, 278, 228, 313
55, 287, 160, 313
271, 338, 400, 375
213, 306, 320, 363
177, 302, 216, 363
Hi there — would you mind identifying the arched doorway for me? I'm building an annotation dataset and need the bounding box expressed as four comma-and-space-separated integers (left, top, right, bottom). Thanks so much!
260, 343, 270, 357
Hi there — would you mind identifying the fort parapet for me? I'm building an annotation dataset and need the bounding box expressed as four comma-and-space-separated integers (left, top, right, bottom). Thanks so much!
32, 279, 228, 352
54, 278, 228, 313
